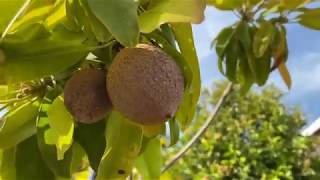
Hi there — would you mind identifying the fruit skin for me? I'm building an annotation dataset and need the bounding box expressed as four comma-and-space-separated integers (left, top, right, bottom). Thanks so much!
107, 44, 184, 125
64, 68, 111, 124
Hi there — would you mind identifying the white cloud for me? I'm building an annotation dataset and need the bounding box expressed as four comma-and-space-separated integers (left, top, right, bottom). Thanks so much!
267, 52, 320, 120
269, 52, 320, 95
291, 53, 320, 93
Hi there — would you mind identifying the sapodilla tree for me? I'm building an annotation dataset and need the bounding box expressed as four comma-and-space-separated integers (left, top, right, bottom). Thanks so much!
64, 68, 111, 124
107, 44, 185, 125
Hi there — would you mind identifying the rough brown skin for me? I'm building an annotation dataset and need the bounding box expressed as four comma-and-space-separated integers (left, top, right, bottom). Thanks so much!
107, 44, 184, 125
64, 68, 111, 124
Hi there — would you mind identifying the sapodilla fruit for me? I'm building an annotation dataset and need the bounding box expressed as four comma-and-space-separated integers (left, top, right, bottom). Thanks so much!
107, 44, 184, 125
64, 68, 111, 124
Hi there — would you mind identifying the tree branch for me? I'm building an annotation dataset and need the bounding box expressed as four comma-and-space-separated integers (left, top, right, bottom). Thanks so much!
161, 83, 234, 173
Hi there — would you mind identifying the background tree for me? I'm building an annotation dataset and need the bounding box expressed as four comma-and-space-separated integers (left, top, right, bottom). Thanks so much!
164, 82, 319, 179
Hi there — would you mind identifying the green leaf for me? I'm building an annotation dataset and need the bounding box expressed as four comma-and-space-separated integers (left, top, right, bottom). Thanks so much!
87, 0, 139, 47
281, 0, 310, 10
0, 101, 39, 149
135, 137, 162, 180
298, 8, 320, 30
0, 26, 89, 83
160, 24, 177, 47
9, 0, 57, 32
255, 51, 272, 86
207, 0, 243, 10
236, 22, 262, 85
0, 49, 5, 66
224, 41, 239, 82
214, 26, 236, 58
37, 104, 73, 178
5, 22, 51, 43
1, 101, 38, 133
0, 0, 24, 32
66, 0, 111, 43
48, 96, 74, 160
138, 137, 151, 156
253, 21, 276, 58
70, 142, 87, 175
214, 26, 236, 75
236, 21, 251, 52
251, 23, 273, 85
0, 85, 8, 96
0, 147, 16, 180
74, 121, 106, 171
139, 0, 205, 33
15, 136, 55, 180
97, 111, 143, 180
238, 42, 254, 94
171, 23, 201, 127
169, 118, 180, 146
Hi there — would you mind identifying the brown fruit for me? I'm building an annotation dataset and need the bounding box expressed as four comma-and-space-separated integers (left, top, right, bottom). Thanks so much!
107, 44, 184, 125
64, 68, 111, 124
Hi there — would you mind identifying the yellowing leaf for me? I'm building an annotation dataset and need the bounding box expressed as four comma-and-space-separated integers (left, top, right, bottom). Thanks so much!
73, 169, 90, 180
298, 8, 320, 30
207, 0, 243, 10
249, 0, 261, 6
48, 96, 74, 160
265, 0, 311, 10
278, 63, 292, 89
139, 0, 205, 33
270, 25, 288, 72
0, 85, 8, 97
281, 0, 311, 10
9, 0, 57, 32
44, 0, 67, 29
0, 0, 25, 32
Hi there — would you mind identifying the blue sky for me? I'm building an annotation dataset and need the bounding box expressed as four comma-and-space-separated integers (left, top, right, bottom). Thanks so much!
192, 7, 320, 122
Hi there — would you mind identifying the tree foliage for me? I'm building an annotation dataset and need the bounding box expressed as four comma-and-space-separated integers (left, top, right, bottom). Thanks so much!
166, 82, 319, 179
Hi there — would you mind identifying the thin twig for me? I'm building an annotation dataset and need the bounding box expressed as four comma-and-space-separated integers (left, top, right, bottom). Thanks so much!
161, 83, 234, 173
